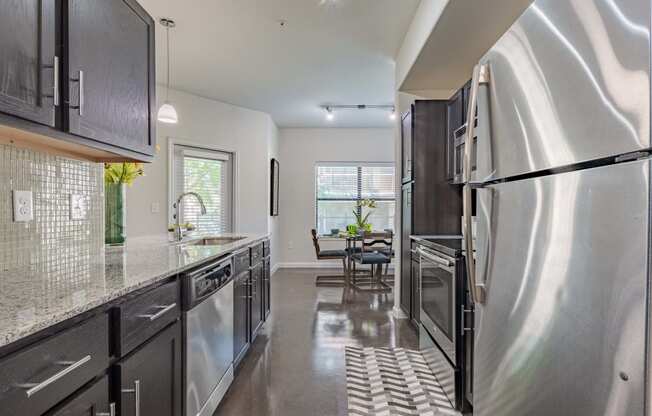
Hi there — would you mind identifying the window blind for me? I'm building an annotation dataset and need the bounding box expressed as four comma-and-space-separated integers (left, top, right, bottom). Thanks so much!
315, 163, 395, 235
172, 144, 233, 234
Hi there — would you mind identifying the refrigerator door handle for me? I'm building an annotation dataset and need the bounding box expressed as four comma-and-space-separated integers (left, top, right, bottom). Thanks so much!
464, 63, 490, 305
464, 63, 489, 184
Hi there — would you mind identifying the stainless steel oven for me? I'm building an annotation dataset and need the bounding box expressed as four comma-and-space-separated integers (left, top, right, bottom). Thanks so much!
418, 245, 459, 363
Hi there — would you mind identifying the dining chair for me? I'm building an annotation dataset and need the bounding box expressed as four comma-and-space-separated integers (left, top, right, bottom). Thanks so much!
311, 229, 348, 286
349, 231, 393, 292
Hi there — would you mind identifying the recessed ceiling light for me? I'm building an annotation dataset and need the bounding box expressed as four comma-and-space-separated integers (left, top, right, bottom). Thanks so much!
319, 0, 339, 7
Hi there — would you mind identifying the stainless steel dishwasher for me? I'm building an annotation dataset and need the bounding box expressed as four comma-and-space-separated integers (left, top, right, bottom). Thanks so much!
182, 256, 234, 416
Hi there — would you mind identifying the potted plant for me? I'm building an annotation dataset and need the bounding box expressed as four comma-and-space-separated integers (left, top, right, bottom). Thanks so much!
104, 163, 144, 245
348, 199, 376, 235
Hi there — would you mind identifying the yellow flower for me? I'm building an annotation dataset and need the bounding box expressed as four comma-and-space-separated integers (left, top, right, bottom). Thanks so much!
104, 163, 145, 186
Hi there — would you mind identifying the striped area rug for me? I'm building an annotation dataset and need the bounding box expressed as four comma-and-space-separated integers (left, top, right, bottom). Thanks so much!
345, 347, 460, 416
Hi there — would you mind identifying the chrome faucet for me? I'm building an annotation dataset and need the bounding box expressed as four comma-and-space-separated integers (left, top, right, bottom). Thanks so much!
173, 192, 207, 241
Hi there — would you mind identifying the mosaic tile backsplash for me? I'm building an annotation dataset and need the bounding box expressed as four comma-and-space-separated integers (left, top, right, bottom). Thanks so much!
0, 144, 104, 271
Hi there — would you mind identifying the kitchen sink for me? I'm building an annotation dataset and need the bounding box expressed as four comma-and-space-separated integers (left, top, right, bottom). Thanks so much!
182, 236, 247, 246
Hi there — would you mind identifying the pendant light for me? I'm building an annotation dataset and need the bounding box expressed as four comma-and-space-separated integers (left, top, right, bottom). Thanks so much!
158, 18, 178, 124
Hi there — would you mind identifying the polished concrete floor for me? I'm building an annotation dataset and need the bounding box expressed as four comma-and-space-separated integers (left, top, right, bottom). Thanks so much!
215, 268, 418, 416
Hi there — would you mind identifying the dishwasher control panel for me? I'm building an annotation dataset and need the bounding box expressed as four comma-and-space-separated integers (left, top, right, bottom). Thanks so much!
183, 257, 234, 309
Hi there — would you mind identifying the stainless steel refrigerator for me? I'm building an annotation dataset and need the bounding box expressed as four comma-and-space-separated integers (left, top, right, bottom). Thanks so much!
462, 0, 651, 415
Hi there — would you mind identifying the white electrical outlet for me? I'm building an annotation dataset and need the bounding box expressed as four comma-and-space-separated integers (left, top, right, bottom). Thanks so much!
13, 190, 33, 222
151, 202, 160, 214
70, 194, 88, 220
288, 240, 294, 250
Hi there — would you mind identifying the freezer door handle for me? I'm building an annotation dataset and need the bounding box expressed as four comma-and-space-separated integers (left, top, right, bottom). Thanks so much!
463, 63, 489, 184
464, 63, 489, 305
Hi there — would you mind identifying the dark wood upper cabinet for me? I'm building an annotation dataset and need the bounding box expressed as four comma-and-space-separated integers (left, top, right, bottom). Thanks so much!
401, 108, 413, 183
0, 0, 155, 162
117, 322, 182, 416
0, 0, 58, 127
412, 100, 462, 235
66, 0, 155, 156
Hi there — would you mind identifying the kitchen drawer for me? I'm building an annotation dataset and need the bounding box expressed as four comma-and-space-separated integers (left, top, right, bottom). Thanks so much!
114, 281, 180, 356
250, 242, 264, 266
262, 239, 271, 258
0, 314, 109, 416
233, 248, 250, 276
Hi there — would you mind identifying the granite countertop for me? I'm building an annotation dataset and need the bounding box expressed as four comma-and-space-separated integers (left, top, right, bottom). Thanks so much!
0, 233, 268, 349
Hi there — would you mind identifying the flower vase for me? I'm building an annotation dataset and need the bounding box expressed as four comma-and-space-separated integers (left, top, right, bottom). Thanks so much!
105, 183, 126, 245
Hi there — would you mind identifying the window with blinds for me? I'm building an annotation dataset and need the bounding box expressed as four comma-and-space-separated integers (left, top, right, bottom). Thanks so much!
171, 144, 233, 234
315, 163, 395, 235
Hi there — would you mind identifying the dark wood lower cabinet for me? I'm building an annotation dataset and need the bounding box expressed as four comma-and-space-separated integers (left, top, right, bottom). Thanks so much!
410, 256, 421, 326
400, 184, 412, 316
117, 322, 182, 416
263, 257, 271, 320
233, 270, 250, 365
250, 263, 264, 341
49, 376, 111, 416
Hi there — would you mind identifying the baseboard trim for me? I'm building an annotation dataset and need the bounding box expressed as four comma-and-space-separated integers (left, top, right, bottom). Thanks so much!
393, 306, 409, 319
276, 262, 395, 270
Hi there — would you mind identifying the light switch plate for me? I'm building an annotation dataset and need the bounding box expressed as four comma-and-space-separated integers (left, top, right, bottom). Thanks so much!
70, 194, 88, 220
13, 190, 33, 222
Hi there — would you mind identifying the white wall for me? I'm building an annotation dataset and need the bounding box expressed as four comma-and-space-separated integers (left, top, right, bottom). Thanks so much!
126, 87, 280, 266
277, 128, 394, 266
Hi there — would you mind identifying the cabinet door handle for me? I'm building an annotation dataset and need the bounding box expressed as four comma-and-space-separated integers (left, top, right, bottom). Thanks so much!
53, 56, 60, 106
16, 355, 92, 398
70, 70, 84, 116
42, 56, 60, 106
97, 402, 116, 416
122, 380, 141, 416
138, 303, 176, 321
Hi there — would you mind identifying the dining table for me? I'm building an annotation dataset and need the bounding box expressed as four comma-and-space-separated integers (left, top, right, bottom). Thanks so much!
318, 231, 393, 289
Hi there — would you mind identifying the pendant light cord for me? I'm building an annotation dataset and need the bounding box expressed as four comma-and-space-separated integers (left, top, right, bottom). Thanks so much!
166, 24, 171, 102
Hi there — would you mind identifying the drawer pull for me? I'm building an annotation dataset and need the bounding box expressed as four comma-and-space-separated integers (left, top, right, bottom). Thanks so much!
17, 355, 92, 398
97, 402, 116, 416
138, 303, 177, 321
122, 380, 141, 416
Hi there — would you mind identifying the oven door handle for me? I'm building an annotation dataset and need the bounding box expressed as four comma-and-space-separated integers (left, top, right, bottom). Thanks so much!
417, 246, 453, 268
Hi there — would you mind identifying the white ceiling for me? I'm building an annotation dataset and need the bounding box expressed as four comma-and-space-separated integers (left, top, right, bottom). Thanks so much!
136, 0, 420, 128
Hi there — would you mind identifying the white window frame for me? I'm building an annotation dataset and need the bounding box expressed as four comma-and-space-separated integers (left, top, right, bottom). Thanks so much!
314, 161, 395, 236
168, 138, 237, 234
